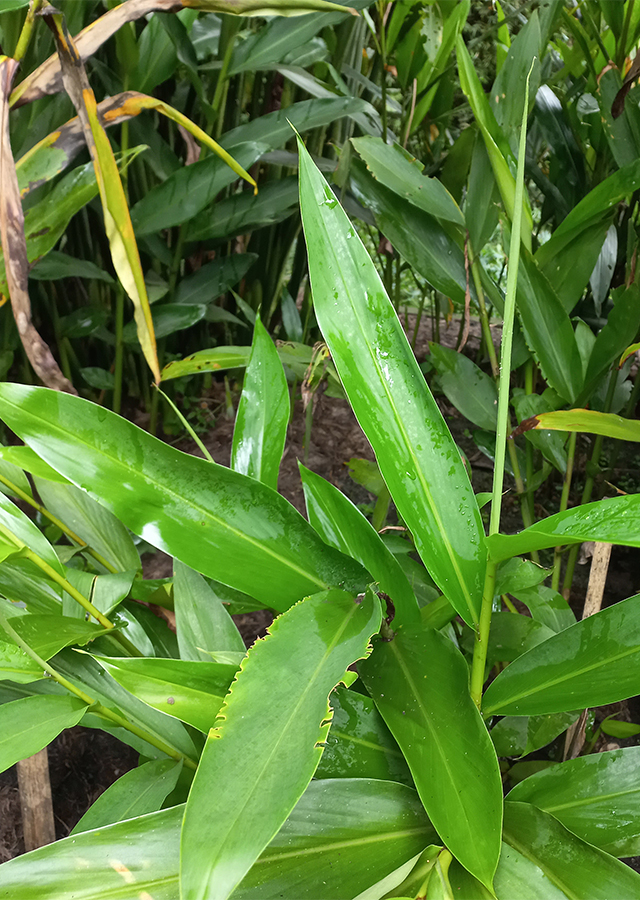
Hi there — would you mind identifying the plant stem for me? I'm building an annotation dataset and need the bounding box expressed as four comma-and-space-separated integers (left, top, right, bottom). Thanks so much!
470, 558, 497, 708
471, 60, 535, 711
0, 611, 196, 770
0, 472, 117, 574
378, 0, 388, 143
562, 368, 618, 597
112, 285, 125, 414
551, 430, 577, 591
12, 0, 45, 61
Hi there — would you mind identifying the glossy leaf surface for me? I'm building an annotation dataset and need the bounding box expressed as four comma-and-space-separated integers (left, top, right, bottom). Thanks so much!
0, 695, 87, 773
487, 494, 640, 561
351, 136, 464, 225
521, 408, 640, 443
162, 345, 251, 380
93, 656, 237, 733
298, 137, 485, 625
173, 561, 245, 662
231, 318, 288, 491
0, 779, 435, 900
180, 588, 382, 900
315, 685, 412, 785
0, 385, 367, 611
0, 492, 63, 576
429, 343, 498, 431
359, 626, 503, 888
34, 477, 140, 573
300, 464, 419, 627
4, 613, 108, 661
509, 747, 640, 857
483, 593, 640, 715
72, 758, 183, 835
498, 801, 640, 898
491, 711, 579, 758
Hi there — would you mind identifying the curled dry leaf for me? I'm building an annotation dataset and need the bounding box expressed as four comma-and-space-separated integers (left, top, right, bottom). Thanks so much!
0, 57, 75, 394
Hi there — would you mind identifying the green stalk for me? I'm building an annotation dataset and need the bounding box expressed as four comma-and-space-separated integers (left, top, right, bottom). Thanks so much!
377, 0, 388, 143
562, 367, 618, 597
154, 385, 214, 464
617, 0, 635, 70
551, 430, 577, 591
470, 60, 535, 710
0, 472, 117, 574
0, 610, 196, 770
11, 0, 45, 61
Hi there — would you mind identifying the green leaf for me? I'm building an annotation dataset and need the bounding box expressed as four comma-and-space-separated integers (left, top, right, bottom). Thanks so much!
123, 303, 207, 342
495, 557, 548, 596
3, 613, 109, 661
186, 177, 298, 243
54, 649, 200, 763
359, 626, 503, 889
0, 385, 367, 612
80, 368, 115, 391
92, 656, 237, 733
490, 11, 541, 136
161, 346, 252, 381
0, 695, 87, 774
509, 747, 640, 857
497, 801, 640, 898
487, 494, 640, 561
535, 157, 640, 271
491, 711, 579, 758
72, 758, 183, 835
298, 136, 485, 626
174, 254, 257, 305
482, 612, 556, 670
315, 685, 413, 785
0, 492, 64, 575
513, 584, 576, 633
539, 219, 613, 315
351, 136, 464, 226
579, 283, 640, 403
130, 143, 267, 236
231, 318, 289, 491
299, 464, 419, 627
429, 343, 498, 431
174, 561, 245, 662
483, 593, 640, 716
511, 392, 567, 474
180, 587, 382, 900
350, 159, 472, 309
0, 779, 435, 900
523, 408, 640, 443
29, 250, 114, 284
33, 477, 140, 573
516, 252, 583, 404
0, 451, 33, 499
0, 639, 48, 684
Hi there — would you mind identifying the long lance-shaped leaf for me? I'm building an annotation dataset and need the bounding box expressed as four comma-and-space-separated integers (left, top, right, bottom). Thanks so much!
0, 56, 75, 393
297, 135, 485, 625
44, 14, 160, 384
16, 91, 255, 200
0, 384, 368, 611
516, 408, 640, 443
180, 588, 382, 900
486, 494, 640, 562
456, 36, 533, 250
359, 626, 503, 889
0, 695, 88, 774
10, 0, 355, 109
482, 592, 640, 716
0, 780, 434, 900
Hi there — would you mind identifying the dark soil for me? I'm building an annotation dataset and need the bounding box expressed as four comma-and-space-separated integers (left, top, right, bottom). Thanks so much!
1, 312, 639, 868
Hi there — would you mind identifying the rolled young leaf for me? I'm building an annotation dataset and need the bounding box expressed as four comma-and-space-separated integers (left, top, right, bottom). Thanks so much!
180, 588, 382, 900
231, 317, 289, 491
298, 135, 485, 626
483, 593, 640, 716
0, 384, 367, 611
359, 625, 503, 889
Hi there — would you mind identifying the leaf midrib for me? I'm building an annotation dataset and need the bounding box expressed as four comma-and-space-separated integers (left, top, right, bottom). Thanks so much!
7, 397, 328, 593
